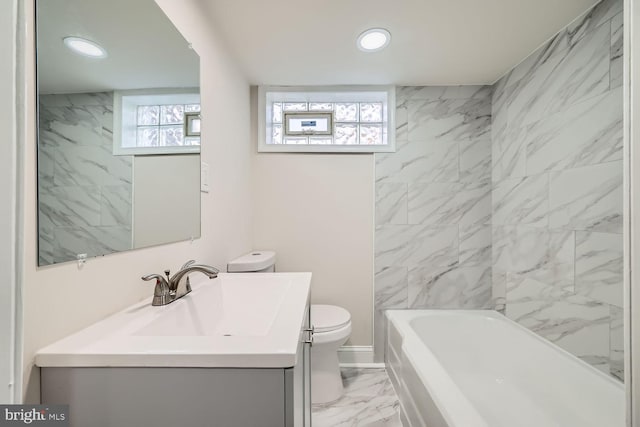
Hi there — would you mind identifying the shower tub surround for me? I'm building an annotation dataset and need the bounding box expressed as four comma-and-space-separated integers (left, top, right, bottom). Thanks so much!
374, 85, 493, 361
38, 92, 133, 264
491, 0, 623, 379
374, 0, 624, 378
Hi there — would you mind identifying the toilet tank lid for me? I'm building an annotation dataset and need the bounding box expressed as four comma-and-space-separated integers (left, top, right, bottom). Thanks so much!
227, 251, 276, 272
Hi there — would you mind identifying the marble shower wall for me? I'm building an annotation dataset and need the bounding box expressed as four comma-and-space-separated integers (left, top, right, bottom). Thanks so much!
492, 0, 623, 379
374, 86, 493, 361
38, 92, 133, 265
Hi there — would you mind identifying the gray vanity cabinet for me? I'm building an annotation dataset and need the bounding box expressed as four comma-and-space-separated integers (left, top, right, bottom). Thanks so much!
40, 305, 312, 427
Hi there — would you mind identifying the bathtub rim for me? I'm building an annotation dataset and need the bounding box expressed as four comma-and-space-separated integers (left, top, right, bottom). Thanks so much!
387, 309, 623, 389
385, 309, 624, 427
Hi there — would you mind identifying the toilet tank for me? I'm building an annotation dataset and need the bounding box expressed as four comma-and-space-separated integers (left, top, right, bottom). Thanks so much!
227, 251, 276, 273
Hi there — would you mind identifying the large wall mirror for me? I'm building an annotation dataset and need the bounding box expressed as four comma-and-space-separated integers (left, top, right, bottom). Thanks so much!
36, 0, 201, 266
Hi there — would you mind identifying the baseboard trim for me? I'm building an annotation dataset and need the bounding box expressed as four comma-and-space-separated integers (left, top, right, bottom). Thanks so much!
338, 345, 383, 367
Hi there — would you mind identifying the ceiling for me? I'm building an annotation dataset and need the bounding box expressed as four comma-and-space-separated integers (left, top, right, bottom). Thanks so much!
37, 0, 199, 94
195, 0, 600, 86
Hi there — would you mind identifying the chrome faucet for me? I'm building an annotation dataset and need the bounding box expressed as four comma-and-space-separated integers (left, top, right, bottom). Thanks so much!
141, 260, 219, 306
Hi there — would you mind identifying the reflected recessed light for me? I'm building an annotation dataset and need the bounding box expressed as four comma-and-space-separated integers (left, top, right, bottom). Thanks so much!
63, 36, 107, 58
357, 28, 391, 52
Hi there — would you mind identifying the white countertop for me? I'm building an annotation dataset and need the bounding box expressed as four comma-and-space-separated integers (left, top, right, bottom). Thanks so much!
35, 272, 312, 369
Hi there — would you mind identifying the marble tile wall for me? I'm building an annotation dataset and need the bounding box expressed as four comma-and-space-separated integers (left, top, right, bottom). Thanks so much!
492, 0, 623, 379
38, 92, 133, 265
374, 86, 493, 361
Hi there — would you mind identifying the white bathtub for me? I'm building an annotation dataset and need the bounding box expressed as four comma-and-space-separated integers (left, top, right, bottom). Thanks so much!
385, 310, 625, 427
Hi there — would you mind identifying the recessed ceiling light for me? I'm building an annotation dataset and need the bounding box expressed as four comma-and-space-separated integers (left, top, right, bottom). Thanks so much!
357, 28, 391, 52
63, 36, 107, 59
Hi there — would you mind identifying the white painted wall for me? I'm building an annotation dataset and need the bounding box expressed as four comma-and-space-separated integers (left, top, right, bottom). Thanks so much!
251, 89, 374, 345
252, 152, 374, 346
133, 154, 201, 248
20, 0, 253, 402
0, 0, 18, 404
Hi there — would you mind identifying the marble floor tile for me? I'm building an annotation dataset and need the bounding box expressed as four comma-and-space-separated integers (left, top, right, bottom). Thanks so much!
312, 368, 401, 427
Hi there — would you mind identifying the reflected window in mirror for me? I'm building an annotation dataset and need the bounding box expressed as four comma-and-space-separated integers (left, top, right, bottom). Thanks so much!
114, 90, 201, 156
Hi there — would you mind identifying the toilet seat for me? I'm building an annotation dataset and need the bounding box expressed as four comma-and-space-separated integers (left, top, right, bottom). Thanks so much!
311, 304, 351, 333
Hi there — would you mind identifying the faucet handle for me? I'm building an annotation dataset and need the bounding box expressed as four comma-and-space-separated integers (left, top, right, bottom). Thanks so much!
181, 260, 196, 269
142, 273, 166, 283
141, 274, 171, 306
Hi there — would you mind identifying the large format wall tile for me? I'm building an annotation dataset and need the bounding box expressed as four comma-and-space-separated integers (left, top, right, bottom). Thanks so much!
374, 85, 492, 361
408, 97, 490, 142
375, 224, 458, 268
375, 139, 459, 184
494, 227, 575, 291
101, 185, 133, 227
376, 183, 407, 225
54, 144, 132, 187
53, 225, 132, 263
492, 126, 526, 181
408, 264, 492, 309
493, 0, 623, 379
506, 276, 610, 371
460, 225, 492, 267
39, 92, 133, 264
492, 175, 548, 227
408, 181, 490, 228
575, 231, 623, 307
548, 161, 622, 233
524, 87, 622, 175
507, 22, 611, 127
39, 185, 102, 227
460, 138, 491, 182
397, 85, 491, 102
375, 266, 409, 310
611, 12, 623, 89
610, 305, 624, 380
39, 106, 105, 148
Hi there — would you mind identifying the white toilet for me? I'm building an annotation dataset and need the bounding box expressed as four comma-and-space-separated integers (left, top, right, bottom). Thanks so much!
309, 304, 351, 404
227, 251, 352, 405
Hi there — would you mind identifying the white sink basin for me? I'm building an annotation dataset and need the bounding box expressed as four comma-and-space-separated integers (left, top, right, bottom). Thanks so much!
134, 275, 292, 337
35, 273, 311, 368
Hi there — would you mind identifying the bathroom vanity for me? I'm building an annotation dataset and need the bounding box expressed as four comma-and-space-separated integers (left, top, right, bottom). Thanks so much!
35, 273, 312, 427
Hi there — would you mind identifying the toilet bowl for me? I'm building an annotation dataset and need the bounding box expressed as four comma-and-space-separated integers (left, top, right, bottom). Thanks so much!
310, 304, 352, 404
227, 251, 353, 405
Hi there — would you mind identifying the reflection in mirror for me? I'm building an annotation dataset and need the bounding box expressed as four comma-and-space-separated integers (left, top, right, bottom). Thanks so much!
36, 0, 201, 266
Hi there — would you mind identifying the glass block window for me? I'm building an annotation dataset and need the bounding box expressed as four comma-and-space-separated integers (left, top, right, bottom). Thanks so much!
114, 90, 201, 156
135, 103, 201, 148
259, 87, 395, 153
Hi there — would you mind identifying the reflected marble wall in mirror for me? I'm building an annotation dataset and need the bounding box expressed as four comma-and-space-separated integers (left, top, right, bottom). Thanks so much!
36, 0, 201, 266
